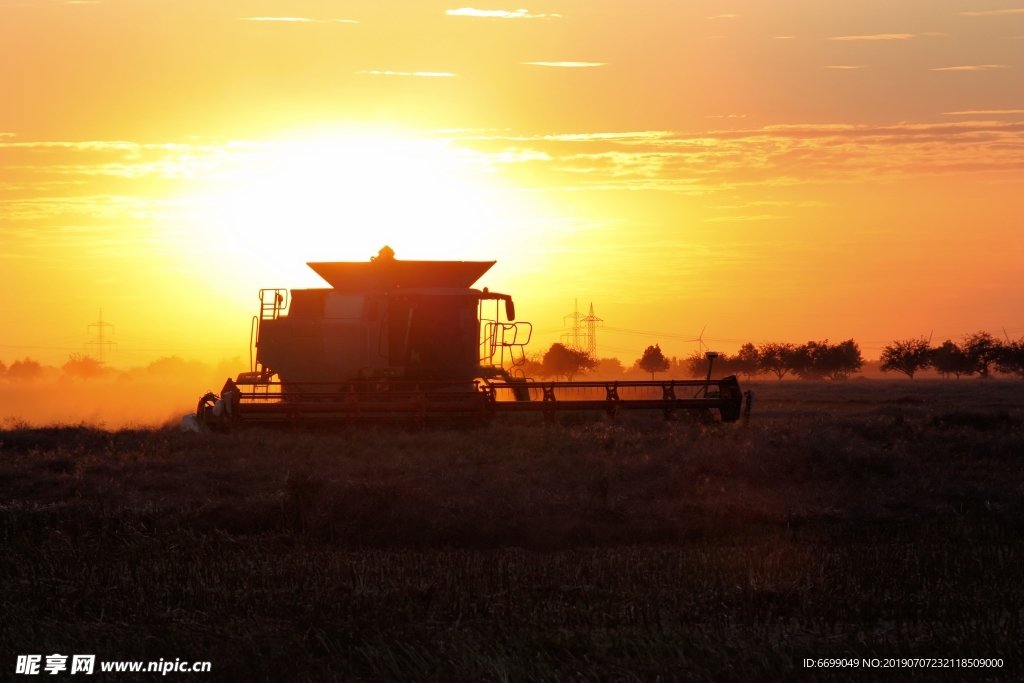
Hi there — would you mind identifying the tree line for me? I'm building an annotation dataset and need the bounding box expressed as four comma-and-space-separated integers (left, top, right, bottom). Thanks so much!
0, 354, 107, 382
520, 340, 867, 381
0, 354, 240, 383
0, 357, 45, 381
521, 330, 1024, 381
4, 330, 1021, 384
877, 332, 1024, 379
670, 339, 866, 381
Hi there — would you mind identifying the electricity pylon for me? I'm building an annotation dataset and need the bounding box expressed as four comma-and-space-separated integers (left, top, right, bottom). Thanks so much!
562, 299, 584, 352
562, 300, 603, 357
85, 309, 117, 362
582, 302, 603, 358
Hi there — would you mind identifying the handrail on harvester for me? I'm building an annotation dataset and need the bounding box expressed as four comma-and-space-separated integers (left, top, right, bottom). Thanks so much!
259, 289, 289, 321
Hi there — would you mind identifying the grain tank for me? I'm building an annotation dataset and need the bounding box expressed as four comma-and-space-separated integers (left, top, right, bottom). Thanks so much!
251, 246, 528, 385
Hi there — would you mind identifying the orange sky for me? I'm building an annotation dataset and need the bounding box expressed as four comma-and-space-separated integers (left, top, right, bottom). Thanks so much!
1, 0, 1022, 367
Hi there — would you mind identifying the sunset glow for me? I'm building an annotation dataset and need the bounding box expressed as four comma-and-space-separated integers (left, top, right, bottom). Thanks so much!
2, 0, 1022, 369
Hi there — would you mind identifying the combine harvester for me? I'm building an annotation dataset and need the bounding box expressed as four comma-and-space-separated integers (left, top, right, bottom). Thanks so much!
191, 247, 752, 428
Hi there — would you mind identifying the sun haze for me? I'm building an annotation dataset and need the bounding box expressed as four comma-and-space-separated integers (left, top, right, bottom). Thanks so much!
1, 0, 1022, 373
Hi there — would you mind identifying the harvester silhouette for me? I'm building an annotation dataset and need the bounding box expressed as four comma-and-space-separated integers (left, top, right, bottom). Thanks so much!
194, 247, 749, 427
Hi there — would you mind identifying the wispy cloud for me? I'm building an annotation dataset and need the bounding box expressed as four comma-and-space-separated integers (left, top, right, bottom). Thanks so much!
542, 132, 670, 142
774, 36, 795, 40
356, 71, 456, 77
711, 201, 790, 208
710, 202, 784, 209
826, 65, 867, 70
960, 8, 1024, 16
943, 109, 1024, 115
438, 120, 1024, 192
707, 14, 737, 19
932, 64, 1010, 71
523, 62, 605, 68
704, 214, 787, 222
6, 122, 1023, 211
241, 17, 358, 23
830, 33, 913, 41
0, 196, 170, 221
446, 8, 560, 18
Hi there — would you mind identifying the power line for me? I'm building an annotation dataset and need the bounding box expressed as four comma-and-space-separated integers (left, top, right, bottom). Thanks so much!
0, 344, 85, 351
598, 343, 644, 355
600, 326, 751, 343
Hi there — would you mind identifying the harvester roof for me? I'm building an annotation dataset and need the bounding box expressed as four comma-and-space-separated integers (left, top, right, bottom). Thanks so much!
307, 249, 495, 292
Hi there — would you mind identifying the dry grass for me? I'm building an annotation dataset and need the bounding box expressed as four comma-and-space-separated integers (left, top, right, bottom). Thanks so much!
1, 380, 1023, 681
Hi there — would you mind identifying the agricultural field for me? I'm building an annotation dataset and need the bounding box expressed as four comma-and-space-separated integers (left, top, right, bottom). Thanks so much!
2, 380, 1023, 681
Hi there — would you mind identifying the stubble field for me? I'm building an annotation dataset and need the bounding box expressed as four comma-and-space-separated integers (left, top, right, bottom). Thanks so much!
2, 380, 1023, 681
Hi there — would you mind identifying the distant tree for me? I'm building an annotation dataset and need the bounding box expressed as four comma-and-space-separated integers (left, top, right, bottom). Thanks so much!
637, 344, 670, 380
733, 343, 762, 379
879, 338, 932, 379
6, 357, 43, 382
820, 339, 865, 380
0, 359, 6, 379
963, 332, 1002, 379
62, 353, 108, 380
518, 352, 546, 380
684, 350, 741, 379
995, 339, 1024, 379
684, 350, 706, 378
542, 343, 596, 381
146, 356, 190, 377
595, 357, 626, 379
710, 353, 732, 376
791, 340, 864, 380
930, 340, 974, 379
757, 342, 798, 380
790, 342, 824, 380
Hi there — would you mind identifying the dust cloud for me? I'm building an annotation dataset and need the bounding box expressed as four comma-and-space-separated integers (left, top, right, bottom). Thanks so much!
0, 356, 243, 429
